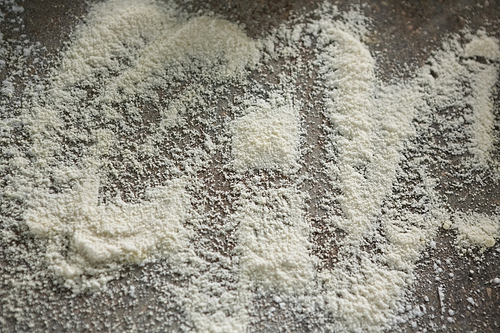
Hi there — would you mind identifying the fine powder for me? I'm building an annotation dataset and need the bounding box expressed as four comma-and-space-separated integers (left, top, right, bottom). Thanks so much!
0, 0, 499, 332
231, 96, 301, 174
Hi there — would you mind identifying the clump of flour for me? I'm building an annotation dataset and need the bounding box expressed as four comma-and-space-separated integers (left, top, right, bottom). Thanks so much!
451, 212, 499, 249
231, 95, 301, 174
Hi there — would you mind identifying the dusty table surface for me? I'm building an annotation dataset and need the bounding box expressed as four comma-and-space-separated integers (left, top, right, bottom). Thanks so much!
1, 0, 499, 332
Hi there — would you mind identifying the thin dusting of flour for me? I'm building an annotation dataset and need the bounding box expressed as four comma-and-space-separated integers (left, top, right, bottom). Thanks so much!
0, 0, 499, 332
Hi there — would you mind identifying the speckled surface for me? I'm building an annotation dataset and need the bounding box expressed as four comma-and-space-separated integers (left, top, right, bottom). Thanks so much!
1, 0, 499, 332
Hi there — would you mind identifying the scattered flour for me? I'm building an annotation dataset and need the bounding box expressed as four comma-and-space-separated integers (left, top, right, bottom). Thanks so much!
233, 184, 314, 293
1, 0, 499, 332
315, 20, 419, 241
25, 174, 192, 289
14, 0, 260, 290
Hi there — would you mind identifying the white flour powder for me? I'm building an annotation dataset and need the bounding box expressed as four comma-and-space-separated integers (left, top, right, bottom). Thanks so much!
0, 0, 499, 332
25, 175, 192, 289
231, 96, 301, 174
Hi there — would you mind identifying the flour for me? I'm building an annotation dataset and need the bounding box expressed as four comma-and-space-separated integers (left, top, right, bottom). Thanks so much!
4, 0, 260, 291
464, 34, 500, 171
452, 212, 499, 249
310, 13, 447, 331
25, 174, 192, 289
463, 31, 500, 60
315, 21, 419, 241
234, 184, 314, 293
1, 0, 499, 332
231, 96, 301, 174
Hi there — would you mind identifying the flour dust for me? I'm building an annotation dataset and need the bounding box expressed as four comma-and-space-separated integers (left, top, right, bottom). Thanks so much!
0, 0, 499, 332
